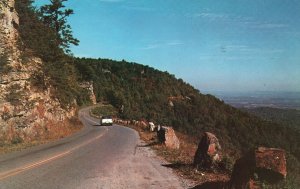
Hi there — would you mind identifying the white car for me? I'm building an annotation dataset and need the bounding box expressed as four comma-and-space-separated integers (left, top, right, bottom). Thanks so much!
100, 116, 113, 126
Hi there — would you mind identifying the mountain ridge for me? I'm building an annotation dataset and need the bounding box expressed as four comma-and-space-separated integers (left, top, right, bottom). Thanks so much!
74, 58, 300, 156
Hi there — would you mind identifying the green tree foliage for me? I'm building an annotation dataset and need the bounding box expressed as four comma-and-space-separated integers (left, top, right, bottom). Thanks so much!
15, 0, 62, 61
245, 107, 300, 131
43, 58, 90, 107
74, 58, 300, 185
74, 57, 300, 159
15, 0, 88, 107
40, 0, 79, 54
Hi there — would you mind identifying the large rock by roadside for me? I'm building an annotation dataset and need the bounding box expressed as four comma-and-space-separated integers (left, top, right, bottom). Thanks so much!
164, 127, 180, 149
255, 147, 287, 179
157, 127, 180, 149
229, 147, 287, 189
193, 132, 221, 168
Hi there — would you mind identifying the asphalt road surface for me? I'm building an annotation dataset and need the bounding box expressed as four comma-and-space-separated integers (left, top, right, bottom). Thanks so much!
0, 107, 184, 189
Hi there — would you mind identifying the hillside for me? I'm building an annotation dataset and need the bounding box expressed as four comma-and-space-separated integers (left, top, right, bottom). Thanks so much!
74, 58, 300, 186
74, 58, 300, 157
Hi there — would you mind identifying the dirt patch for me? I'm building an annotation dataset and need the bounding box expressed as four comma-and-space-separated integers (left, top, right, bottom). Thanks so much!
0, 116, 83, 154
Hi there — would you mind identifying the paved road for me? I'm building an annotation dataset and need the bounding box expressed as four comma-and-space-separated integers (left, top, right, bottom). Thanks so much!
0, 107, 184, 189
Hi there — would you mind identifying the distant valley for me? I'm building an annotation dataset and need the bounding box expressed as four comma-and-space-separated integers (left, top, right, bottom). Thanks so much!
210, 91, 300, 130
211, 91, 300, 110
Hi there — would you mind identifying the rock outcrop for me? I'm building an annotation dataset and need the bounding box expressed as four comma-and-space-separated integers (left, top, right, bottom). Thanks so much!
79, 81, 97, 104
229, 147, 287, 189
164, 127, 180, 149
254, 147, 287, 179
0, 0, 77, 146
0, 0, 19, 48
194, 132, 221, 168
157, 127, 180, 149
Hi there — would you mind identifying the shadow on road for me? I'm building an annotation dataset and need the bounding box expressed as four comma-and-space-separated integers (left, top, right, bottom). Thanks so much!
189, 181, 228, 189
161, 162, 191, 170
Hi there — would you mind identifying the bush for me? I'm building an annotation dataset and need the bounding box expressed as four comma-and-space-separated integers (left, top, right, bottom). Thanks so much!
15, 0, 87, 109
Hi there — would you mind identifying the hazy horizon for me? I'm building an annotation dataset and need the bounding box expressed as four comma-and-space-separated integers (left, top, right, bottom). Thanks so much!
202, 89, 300, 95
35, 0, 300, 93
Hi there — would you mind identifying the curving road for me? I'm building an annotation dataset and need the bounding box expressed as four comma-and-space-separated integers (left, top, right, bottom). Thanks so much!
0, 107, 184, 189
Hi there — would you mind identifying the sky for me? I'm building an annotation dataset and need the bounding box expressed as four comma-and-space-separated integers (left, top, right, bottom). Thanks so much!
34, 0, 300, 93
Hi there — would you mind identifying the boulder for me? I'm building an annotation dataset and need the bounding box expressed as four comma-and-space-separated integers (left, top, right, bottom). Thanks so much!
255, 147, 287, 179
229, 147, 287, 189
157, 127, 180, 149
193, 132, 221, 168
164, 127, 180, 149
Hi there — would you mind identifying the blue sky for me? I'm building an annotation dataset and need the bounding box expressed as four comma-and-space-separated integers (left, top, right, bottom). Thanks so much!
34, 0, 300, 93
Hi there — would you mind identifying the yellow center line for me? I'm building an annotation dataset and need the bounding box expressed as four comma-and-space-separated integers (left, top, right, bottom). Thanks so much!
0, 127, 108, 180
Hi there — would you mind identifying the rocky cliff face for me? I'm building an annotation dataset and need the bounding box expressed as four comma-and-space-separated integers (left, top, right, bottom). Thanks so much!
0, 0, 78, 146
80, 82, 97, 105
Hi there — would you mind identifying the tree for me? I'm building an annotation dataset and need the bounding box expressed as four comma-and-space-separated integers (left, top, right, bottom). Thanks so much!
16, 0, 63, 61
40, 0, 79, 54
